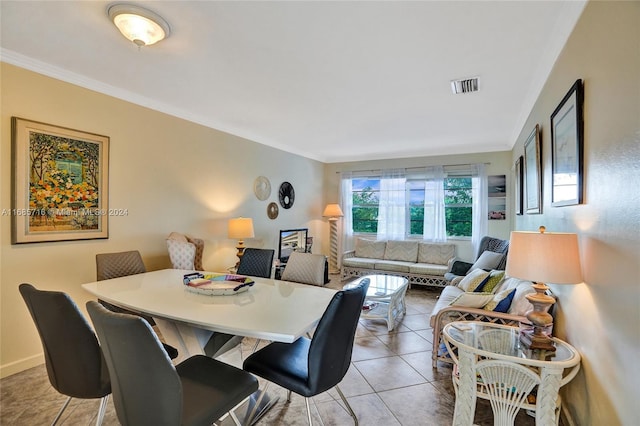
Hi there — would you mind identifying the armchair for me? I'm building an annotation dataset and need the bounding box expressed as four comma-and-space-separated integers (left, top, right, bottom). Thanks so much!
444, 236, 509, 284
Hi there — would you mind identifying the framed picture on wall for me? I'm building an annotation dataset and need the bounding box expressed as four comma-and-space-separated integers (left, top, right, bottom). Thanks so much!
515, 156, 524, 215
11, 117, 110, 243
551, 79, 584, 206
524, 124, 542, 214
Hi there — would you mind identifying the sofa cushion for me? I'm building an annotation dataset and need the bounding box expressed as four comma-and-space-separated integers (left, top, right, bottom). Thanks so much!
470, 250, 505, 271
450, 292, 495, 309
409, 263, 449, 276
474, 270, 505, 293
429, 285, 463, 327
342, 256, 378, 269
384, 240, 418, 262
484, 288, 517, 312
355, 238, 386, 259
418, 243, 456, 265
457, 269, 490, 291
374, 260, 411, 273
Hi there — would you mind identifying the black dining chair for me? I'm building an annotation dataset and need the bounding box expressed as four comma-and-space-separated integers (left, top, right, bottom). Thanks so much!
19, 284, 111, 426
86, 301, 259, 426
236, 248, 275, 278
243, 278, 370, 425
95, 250, 179, 360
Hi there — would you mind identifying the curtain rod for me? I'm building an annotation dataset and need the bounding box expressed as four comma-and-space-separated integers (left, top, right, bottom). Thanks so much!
334, 162, 491, 174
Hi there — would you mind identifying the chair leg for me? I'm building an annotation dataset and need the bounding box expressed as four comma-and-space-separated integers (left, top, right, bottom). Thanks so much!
335, 385, 358, 426
286, 390, 292, 403
305, 397, 313, 425
95, 395, 109, 426
51, 396, 72, 425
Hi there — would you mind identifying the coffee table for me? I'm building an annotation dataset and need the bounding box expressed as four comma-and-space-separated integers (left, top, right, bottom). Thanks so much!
344, 274, 409, 331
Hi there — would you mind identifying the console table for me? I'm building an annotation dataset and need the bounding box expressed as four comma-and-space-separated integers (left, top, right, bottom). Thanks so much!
443, 321, 581, 426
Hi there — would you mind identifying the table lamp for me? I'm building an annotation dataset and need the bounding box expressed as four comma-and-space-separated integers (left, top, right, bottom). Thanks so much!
505, 226, 582, 351
323, 203, 344, 274
228, 217, 255, 267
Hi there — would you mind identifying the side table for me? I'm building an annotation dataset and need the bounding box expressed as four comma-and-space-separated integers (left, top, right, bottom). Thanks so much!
344, 275, 409, 331
443, 321, 580, 426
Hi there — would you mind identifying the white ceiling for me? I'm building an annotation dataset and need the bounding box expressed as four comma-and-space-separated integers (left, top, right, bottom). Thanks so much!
0, 1, 586, 163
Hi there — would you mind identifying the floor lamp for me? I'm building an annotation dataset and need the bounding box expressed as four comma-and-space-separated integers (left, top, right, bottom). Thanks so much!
323, 204, 344, 274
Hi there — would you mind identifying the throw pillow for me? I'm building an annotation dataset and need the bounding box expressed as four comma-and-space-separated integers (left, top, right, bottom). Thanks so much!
449, 292, 495, 309
474, 270, 505, 293
355, 238, 386, 259
484, 288, 516, 312
457, 269, 490, 291
470, 251, 504, 271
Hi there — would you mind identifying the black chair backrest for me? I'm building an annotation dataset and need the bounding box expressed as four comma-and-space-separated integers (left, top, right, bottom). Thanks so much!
477, 236, 510, 270
307, 278, 369, 394
96, 250, 146, 281
237, 248, 275, 278
86, 301, 182, 426
19, 284, 110, 398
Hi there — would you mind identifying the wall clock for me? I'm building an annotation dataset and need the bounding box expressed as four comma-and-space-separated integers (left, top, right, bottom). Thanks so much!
278, 182, 295, 209
267, 202, 279, 220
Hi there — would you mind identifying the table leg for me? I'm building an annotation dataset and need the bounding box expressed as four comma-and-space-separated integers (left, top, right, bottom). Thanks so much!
452, 348, 476, 426
537, 367, 563, 425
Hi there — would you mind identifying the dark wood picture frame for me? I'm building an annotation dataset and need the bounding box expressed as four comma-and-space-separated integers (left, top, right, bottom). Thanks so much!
551, 79, 584, 206
515, 156, 524, 215
524, 124, 542, 214
11, 117, 109, 243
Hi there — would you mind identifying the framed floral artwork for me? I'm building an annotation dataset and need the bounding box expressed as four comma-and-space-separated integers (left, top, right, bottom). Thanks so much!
11, 117, 109, 243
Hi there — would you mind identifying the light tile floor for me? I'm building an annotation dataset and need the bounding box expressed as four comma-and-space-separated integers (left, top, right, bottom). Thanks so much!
0, 277, 538, 426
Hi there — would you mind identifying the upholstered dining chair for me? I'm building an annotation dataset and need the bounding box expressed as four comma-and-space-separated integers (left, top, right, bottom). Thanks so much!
95, 250, 178, 360
87, 301, 258, 426
166, 232, 204, 270
236, 248, 275, 278
19, 284, 111, 426
280, 252, 328, 286
243, 278, 370, 425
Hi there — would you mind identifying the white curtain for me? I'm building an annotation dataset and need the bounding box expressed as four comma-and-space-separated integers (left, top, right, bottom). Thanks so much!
423, 165, 446, 242
377, 169, 406, 240
471, 163, 488, 255
339, 172, 353, 267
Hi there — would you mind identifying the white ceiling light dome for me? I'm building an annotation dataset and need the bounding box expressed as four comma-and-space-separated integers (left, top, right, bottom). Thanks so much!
108, 4, 170, 47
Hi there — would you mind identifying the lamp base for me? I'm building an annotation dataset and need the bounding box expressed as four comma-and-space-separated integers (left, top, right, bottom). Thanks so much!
523, 282, 556, 351
520, 329, 556, 352
235, 241, 246, 268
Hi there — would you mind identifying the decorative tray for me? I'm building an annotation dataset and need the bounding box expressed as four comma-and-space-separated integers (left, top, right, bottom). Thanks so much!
183, 273, 254, 296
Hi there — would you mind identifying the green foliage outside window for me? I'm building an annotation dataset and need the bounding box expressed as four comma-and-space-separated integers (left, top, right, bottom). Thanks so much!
350, 177, 473, 237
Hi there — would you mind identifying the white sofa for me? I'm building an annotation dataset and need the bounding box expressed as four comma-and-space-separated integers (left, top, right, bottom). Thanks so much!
429, 271, 537, 368
341, 238, 456, 288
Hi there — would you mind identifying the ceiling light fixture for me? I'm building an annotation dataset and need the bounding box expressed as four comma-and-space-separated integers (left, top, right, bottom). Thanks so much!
108, 4, 170, 47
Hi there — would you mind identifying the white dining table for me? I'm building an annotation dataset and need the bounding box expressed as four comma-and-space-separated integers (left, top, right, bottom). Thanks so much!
82, 269, 337, 357
82, 269, 337, 425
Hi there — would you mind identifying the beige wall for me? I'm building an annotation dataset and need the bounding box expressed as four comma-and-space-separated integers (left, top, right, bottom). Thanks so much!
0, 63, 326, 377
510, 2, 640, 424
324, 151, 514, 262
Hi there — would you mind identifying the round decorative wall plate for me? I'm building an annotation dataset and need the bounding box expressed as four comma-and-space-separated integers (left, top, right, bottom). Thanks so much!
253, 176, 271, 201
278, 182, 295, 209
267, 202, 279, 219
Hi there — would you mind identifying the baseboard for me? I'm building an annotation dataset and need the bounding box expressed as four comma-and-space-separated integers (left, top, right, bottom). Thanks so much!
0, 353, 44, 379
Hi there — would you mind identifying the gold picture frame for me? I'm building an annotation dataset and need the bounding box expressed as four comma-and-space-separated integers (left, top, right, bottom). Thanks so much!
11, 117, 110, 243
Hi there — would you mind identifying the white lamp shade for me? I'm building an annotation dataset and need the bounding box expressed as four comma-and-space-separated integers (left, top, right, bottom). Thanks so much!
322, 203, 344, 218
228, 217, 255, 239
506, 230, 583, 284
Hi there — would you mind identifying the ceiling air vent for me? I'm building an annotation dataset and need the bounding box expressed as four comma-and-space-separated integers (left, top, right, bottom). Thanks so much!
451, 77, 479, 94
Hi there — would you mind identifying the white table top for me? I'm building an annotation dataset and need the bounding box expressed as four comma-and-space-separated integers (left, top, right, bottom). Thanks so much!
82, 269, 337, 343
343, 274, 408, 297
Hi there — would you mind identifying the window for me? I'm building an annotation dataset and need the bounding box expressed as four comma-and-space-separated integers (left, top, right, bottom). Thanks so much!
350, 175, 473, 238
